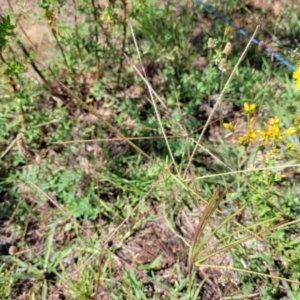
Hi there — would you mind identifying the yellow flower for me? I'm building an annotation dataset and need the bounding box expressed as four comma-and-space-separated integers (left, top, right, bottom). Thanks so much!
224, 25, 232, 36
283, 126, 297, 135
257, 129, 271, 143
269, 117, 280, 126
257, 120, 283, 143
271, 146, 277, 154
286, 143, 295, 151
243, 102, 256, 113
223, 122, 235, 131
237, 128, 257, 146
247, 128, 257, 139
293, 61, 300, 90
271, 124, 283, 140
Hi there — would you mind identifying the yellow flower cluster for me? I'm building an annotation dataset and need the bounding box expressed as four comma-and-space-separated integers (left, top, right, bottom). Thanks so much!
243, 102, 256, 114
236, 127, 257, 146
223, 102, 297, 150
256, 117, 296, 143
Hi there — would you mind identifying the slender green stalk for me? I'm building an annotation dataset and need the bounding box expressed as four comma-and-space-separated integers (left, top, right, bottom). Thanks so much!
184, 25, 261, 177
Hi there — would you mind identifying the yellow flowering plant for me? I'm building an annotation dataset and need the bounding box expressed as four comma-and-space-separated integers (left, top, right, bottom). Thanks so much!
222, 100, 299, 189
223, 102, 298, 152
293, 60, 300, 90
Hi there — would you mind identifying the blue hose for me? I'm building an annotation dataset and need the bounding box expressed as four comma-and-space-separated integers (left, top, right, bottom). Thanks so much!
195, 0, 296, 71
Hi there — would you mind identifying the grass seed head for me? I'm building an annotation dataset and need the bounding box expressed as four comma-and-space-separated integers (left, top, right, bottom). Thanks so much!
218, 58, 227, 72
223, 42, 232, 56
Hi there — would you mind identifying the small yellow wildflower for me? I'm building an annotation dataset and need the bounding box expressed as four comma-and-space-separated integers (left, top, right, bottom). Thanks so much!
269, 117, 280, 126
257, 118, 284, 143
286, 143, 295, 151
271, 146, 277, 154
223, 122, 235, 131
292, 60, 300, 90
224, 25, 232, 36
247, 128, 257, 139
243, 102, 256, 114
257, 126, 272, 143
271, 124, 283, 140
283, 126, 297, 135
237, 128, 257, 145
